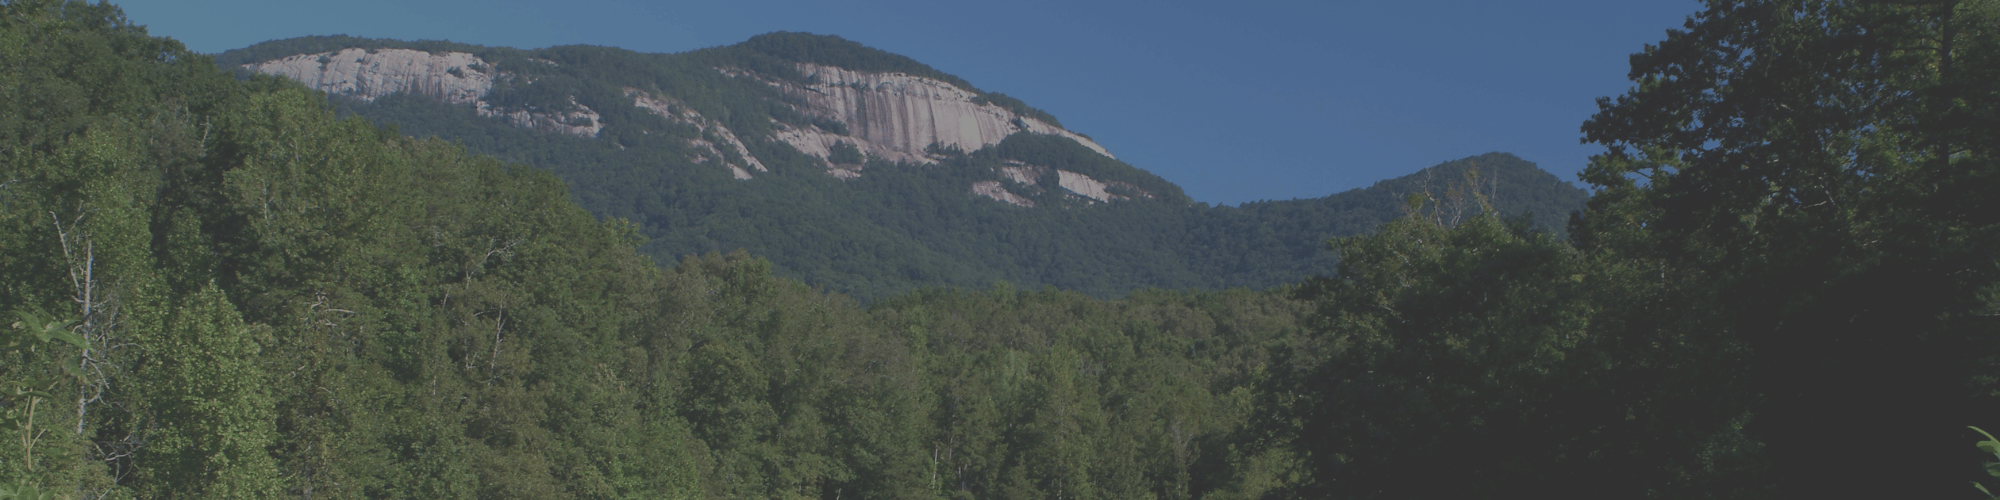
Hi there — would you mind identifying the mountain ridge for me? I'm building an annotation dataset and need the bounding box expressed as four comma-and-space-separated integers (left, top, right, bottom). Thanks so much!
223, 33, 1113, 187
218, 32, 1589, 300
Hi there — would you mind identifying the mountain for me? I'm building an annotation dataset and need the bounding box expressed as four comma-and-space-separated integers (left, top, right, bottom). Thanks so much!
218, 33, 1589, 300
5, 9, 1312, 497
216, 33, 1124, 187
21, 2, 1995, 497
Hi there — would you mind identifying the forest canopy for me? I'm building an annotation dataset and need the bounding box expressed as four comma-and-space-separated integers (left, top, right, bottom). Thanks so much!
4, 0, 1998, 499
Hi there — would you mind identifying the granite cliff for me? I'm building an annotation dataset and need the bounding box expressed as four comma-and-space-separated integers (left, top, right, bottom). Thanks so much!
745, 62, 1113, 165
240, 39, 1128, 206
248, 48, 606, 138
216, 35, 1588, 300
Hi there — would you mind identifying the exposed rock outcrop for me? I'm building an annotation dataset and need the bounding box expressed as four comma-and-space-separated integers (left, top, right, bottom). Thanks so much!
247, 46, 1136, 194
478, 98, 605, 138
769, 121, 858, 166
977, 162, 1151, 206
1000, 165, 1042, 184
749, 63, 1115, 171
628, 89, 768, 178
1058, 170, 1116, 203
971, 180, 1034, 207
247, 48, 603, 138
250, 48, 494, 104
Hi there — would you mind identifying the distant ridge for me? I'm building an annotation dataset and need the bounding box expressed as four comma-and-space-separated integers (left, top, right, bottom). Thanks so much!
222, 33, 1587, 299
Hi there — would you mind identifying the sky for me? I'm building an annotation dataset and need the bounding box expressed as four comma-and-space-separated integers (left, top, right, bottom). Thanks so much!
117, 0, 1702, 206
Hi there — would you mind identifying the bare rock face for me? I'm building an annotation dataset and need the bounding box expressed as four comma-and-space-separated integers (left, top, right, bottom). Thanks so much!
248, 48, 603, 138
750, 63, 1114, 171
249, 48, 493, 104
971, 180, 1034, 207
1058, 170, 1115, 203
248, 48, 1129, 191
974, 161, 1152, 206
628, 89, 768, 178
1000, 165, 1042, 184
476, 100, 605, 138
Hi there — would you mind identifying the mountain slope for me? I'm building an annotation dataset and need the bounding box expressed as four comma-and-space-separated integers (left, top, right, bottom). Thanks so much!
219, 34, 1588, 299
3, 7, 1313, 497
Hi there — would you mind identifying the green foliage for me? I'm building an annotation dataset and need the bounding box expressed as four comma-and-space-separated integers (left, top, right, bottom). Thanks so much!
1264, 211, 1760, 497
871, 285, 1311, 499
133, 285, 282, 499
970, 92, 1063, 129
0, 308, 83, 497
333, 82, 1587, 300
3, 5, 1335, 498
220, 31, 1588, 301
4, 309, 83, 353
1241, 1, 2000, 496
725, 33, 971, 90
58, 0, 2000, 497
721, 32, 1066, 127
1975, 426, 2000, 497
826, 141, 864, 165
985, 132, 1187, 202
808, 115, 849, 135
207, 34, 492, 69
1572, 0, 2000, 496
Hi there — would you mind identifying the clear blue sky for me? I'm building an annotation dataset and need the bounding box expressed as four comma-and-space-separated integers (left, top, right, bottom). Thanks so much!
117, 0, 1701, 206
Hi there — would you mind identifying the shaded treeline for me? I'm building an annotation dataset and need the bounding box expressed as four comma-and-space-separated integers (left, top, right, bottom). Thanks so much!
7, 0, 2000, 499
1, 4, 1306, 499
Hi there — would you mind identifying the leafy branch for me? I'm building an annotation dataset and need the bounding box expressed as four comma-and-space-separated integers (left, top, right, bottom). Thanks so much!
2, 308, 87, 500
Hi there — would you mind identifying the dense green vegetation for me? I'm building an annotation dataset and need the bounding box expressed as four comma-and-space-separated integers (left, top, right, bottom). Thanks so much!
7, 0, 1998, 498
218, 30, 1589, 302
5, 3, 1309, 497
347, 88, 1581, 300
1256, 1, 2000, 497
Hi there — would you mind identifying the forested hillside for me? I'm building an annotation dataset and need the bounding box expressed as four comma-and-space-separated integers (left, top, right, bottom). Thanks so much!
6, 0, 1999, 498
0, 3, 1310, 497
217, 33, 1589, 300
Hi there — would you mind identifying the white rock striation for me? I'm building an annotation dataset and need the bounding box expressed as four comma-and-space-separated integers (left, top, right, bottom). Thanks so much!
971, 162, 1148, 206
970, 180, 1034, 207
247, 48, 603, 138
250, 48, 494, 104
1057, 170, 1115, 203
1000, 164, 1043, 185
478, 98, 605, 138
628, 89, 767, 179
250, 49, 1135, 195
749, 63, 1115, 170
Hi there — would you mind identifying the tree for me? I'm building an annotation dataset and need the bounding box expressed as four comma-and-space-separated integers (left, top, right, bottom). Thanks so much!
1, 308, 86, 499
1577, 0, 2000, 496
132, 285, 282, 499
1264, 204, 1765, 498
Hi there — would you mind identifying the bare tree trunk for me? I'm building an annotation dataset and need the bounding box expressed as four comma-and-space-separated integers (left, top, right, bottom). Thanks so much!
52, 211, 115, 435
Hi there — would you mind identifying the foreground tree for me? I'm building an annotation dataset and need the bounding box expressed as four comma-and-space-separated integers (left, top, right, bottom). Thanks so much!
1578, 0, 2000, 496
1265, 206, 1761, 498
1268, 1, 2000, 497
